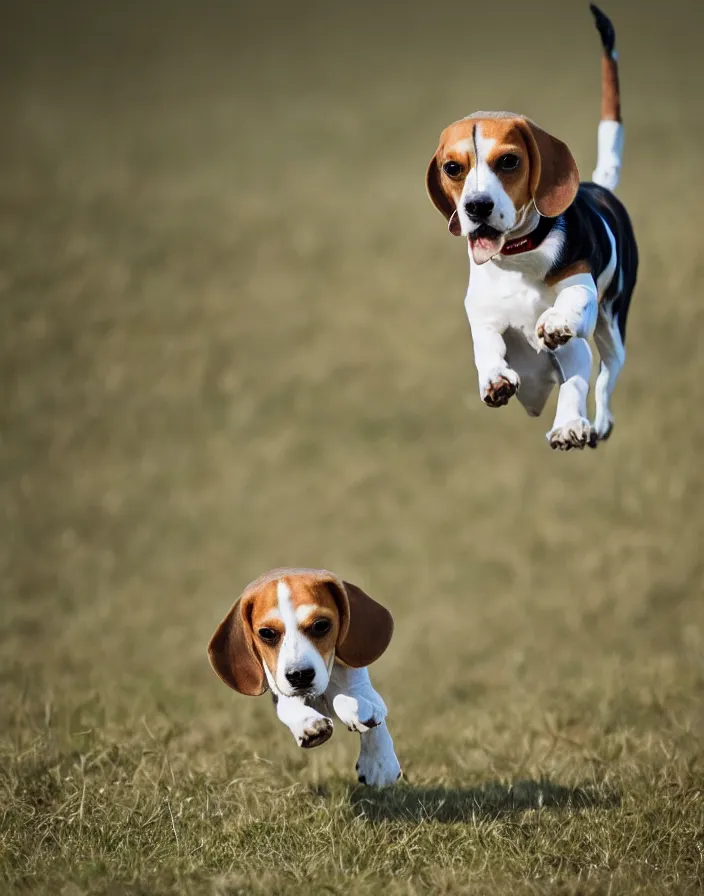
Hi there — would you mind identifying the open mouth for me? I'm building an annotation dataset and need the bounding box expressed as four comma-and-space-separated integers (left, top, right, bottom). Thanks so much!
471, 223, 503, 241
468, 222, 505, 265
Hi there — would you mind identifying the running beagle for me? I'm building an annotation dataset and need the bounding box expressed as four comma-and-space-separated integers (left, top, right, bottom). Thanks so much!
208, 568, 402, 787
426, 5, 637, 449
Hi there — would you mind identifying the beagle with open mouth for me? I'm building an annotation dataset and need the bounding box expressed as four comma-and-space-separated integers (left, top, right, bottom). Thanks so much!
208, 568, 402, 787
426, 5, 637, 449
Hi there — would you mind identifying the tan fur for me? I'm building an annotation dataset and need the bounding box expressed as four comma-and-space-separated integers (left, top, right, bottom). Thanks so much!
250, 575, 341, 682
207, 569, 394, 695
208, 590, 267, 696
426, 116, 579, 229
515, 120, 579, 218
545, 259, 592, 288
601, 54, 621, 121
332, 579, 394, 668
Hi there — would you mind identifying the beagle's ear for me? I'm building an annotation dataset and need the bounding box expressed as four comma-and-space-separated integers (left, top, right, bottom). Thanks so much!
208, 596, 267, 696
426, 152, 462, 236
326, 579, 394, 668
517, 119, 579, 218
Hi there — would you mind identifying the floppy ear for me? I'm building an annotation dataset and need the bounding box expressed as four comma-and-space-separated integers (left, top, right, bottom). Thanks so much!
426, 152, 462, 236
516, 119, 579, 218
326, 579, 394, 667
207, 596, 267, 696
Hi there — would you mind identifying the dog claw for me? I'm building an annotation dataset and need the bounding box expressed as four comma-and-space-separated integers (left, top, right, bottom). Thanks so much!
298, 717, 333, 749
482, 371, 519, 407
547, 418, 593, 451
536, 313, 574, 351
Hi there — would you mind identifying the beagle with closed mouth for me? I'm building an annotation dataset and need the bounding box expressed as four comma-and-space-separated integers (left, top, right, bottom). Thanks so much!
208, 568, 402, 787
426, 5, 638, 450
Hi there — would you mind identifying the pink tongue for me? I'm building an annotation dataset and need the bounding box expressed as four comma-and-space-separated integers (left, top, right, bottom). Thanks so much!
469, 235, 503, 265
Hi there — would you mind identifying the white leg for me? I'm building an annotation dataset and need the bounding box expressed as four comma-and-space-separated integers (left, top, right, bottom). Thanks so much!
328, 665, 387, 732
546, 337, 594, 450
537, 274, 599, 351
354, 723, 401, 789
470, 324, 520, 408
273, 693, 333, 749
327, 665, 401, 787
593, 309, 625, 442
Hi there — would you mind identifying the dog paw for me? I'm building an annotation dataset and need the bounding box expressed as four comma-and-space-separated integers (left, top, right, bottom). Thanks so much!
546, 418, 593, 451
355, 757, 401, 788
591, 411, 614, 446
536, 310, 574, 351
333, 694, 385, 733
355, 726, 402, 788
480, 367, 520, 408
296, 716, 333, 749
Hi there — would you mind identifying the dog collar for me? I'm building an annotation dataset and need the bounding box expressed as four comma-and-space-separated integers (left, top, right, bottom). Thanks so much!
500, 216, 556, 256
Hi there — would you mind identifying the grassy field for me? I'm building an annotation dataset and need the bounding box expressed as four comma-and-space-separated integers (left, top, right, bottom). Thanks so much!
2, 0, 704, 893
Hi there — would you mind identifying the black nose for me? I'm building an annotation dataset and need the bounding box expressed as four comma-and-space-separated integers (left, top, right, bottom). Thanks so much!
285, 667, 316, 689
465, 194, 495, 220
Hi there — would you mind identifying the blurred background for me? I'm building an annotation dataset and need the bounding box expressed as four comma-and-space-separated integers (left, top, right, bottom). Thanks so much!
1, 0, 703, 889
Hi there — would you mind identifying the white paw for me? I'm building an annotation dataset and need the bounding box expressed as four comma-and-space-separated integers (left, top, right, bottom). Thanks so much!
480, 366, 520, 408
592, 409, 614, 445
536, 309, 574, 351
293, 715, 333, 749
355, 725, 402, 788
333, 694, 386, 733
546, 418, 594, 451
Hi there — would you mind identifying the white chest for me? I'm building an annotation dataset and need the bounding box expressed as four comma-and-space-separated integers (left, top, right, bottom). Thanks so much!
466, 261, 555, 348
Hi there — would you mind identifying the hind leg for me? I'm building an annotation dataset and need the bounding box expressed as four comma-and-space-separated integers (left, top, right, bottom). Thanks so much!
592, 308, 625, 443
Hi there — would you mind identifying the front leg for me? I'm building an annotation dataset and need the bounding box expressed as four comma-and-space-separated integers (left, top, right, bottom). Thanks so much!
466, 285, 519, 408
327, 665, 401, 787
536, 273, 599, 351
328, 665, 387, 732
468, 319, 520, 407
273, 692, 333, 749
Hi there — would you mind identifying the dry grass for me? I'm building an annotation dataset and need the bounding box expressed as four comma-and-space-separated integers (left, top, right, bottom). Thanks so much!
1, 1, 704, 893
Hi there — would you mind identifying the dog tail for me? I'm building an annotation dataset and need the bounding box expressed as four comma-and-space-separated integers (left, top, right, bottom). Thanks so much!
590, 4, 623, 191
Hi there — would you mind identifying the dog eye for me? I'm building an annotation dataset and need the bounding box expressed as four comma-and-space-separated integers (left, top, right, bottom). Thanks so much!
442, 160, 463, 178
258, 627, 279, 644
497, 154, 520, 171
309, 618, 332, 637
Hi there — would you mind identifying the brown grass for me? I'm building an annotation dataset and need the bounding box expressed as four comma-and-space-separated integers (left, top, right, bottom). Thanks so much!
1, 1, 704, 893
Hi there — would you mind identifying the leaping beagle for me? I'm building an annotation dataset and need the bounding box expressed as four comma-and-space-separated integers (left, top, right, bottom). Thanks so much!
426, 5, 638, 450
208, 568, 402, 788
